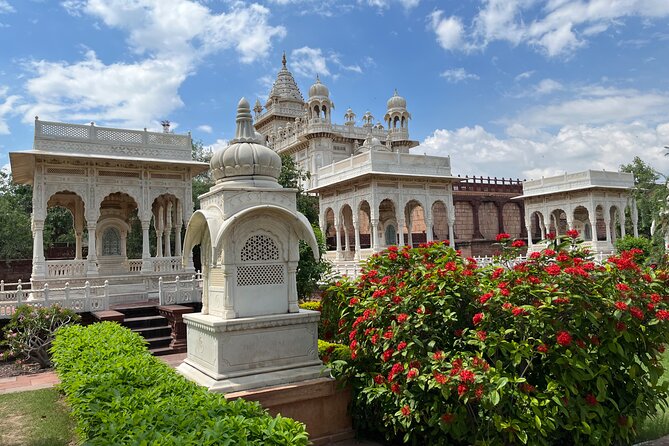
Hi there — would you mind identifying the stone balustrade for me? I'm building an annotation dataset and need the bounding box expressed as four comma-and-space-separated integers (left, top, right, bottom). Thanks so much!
158, 274, 203, 306
46, 260, 87, 278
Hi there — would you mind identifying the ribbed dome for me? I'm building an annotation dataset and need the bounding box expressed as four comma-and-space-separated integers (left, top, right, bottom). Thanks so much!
386, 89, 407, 110
210, 98, 282, 187
308, 76, 329, 98
267, 53, 304, 104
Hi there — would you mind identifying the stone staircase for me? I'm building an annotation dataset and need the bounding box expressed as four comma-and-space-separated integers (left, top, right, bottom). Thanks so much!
94, 302, 199, 356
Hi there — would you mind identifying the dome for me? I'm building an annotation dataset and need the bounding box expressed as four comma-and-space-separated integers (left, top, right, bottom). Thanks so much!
308, 76, 329, 98
210, 98, 282, 187
386, 89, 407, 110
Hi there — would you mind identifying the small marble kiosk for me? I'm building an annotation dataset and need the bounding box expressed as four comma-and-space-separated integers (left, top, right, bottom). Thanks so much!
178, 98, 323, 393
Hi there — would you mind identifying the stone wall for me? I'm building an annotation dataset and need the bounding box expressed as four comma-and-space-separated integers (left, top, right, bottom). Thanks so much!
454, 202, 474, 240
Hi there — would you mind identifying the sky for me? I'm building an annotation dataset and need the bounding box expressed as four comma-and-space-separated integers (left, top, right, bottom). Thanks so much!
0, 0, 668, 180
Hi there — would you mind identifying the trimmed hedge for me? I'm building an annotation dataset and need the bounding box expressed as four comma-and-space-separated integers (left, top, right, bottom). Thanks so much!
318, 339, 351, 364
51, 322, 309, 445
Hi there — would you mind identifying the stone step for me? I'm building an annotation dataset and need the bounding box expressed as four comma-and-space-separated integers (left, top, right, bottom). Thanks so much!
133, 325, 172, 338
111, 301, 159, 318
145, 335, 172, 350
149, 346, 175, 356
123, 315, 168, 329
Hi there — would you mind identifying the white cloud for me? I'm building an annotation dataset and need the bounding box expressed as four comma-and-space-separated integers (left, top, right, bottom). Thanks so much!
197, 124, 212, 133
434, 0, 669, 58
204, 138, 228, 154
421, 121, 669, 179
0, 86, 20, 134
361, 0, 419, 10
0, 1, 14, 14
440, 68, 479, 83
514, 70, 535, 81
20, 0, 285, 128
429, 11, 465, 51
291, 47, 331, 78
514, 89, 669, 128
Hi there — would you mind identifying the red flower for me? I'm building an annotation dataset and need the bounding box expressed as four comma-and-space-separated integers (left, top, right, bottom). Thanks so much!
373, 374, 385, 384
529, 252, 541, 260
520, 383, 536, 393
457, 383, 469, 396
433, 350, 444, 360
396, 313, 408, 323
616, 283, 631, 292
502, 302, 512, 310
545, 264, 561, 276
512, 307, 526, 317
479, 292, 493, 304
349, 340, 357, 350
492, 268, 505, 279
475, 385, 484, 399
388, 252, 398, 260
657, 310, 669, 320
556, 331, 572, 346
576, 339, 586, 349
349, 330, 357, 341
630, 306, 644, 320
434, 372, 448, 384
496, 233, 511, 242
615, 301, 628, 311
454, 329, 464, 337
473, 313, 484, 325
477, 330, 487, 341
391, 383, 401, 393
543, 249, 556, 257
616, 321, 627, 332
556, 252, 570, 262
407, 368, 419, 380
401, 405, 411, 417
511, 239, 526, 248
553, 297, 570, 304
441, 413, 455, 424
397, 341, 408, 351
651, 293, 662, 303
371, 334, 379, 345
537, 344, 548, 353
459, 369, 475, 383
392, 295, 402, 304
546, 232, 556, 240
383, 330, 394, 339
382, 349, 394, 362
585, 394, 598, 407
566, 229, 579, 239
348, 297, 359, 306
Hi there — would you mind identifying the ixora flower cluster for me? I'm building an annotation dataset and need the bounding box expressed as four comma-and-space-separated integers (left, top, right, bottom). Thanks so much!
326, 233, 669, 445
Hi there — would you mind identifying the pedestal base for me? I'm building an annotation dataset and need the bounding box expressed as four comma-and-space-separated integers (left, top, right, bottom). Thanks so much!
177, 310, 325, 393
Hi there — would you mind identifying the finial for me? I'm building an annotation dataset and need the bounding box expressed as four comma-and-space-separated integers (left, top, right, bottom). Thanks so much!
394, 88, 398, 96
282, 52, 287, 68
232, 97, 257, 143
316, 74, 320, 82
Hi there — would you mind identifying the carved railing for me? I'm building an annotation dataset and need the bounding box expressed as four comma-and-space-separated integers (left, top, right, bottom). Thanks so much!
453, 175, 524, 194
158, 274, 203, 306
128, 259, 143, 273
153, 256, 182, 273
0, 280, 109, 318
46, 260, 87, 278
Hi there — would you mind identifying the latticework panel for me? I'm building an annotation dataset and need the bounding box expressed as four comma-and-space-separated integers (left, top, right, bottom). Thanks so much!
237, 264, 285, 287
41, 123, 90, 139
240, 235, 280, 262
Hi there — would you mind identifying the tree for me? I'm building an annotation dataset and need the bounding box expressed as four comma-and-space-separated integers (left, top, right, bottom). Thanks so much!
191, 139, 214, 210
278, 154, 329, 299
620, 156, 664, 237
0, 171, 33, 260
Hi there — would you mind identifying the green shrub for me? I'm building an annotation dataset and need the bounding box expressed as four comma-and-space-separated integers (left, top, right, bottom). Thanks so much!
51, 322, 309, 445
332, 239, 669, 445
298, 301, 322, 312
318, 340, 351, 364
615, 235, 653, 263
2, 304, 80, 368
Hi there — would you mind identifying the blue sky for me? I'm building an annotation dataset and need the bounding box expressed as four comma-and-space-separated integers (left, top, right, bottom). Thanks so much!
1, 0, 668, 179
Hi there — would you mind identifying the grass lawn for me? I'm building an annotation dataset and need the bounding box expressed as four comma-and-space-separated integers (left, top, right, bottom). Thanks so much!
0, 388, 76, 446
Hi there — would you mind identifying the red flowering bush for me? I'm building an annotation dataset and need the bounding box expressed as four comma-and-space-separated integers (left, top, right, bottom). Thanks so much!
329, 239, 669, 445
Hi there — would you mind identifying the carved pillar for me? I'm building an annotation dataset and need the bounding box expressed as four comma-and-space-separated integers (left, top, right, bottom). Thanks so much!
175, 221, 183, 257
86, 223, 98, 276
603, 211, 612, 244
543, 214, 551, 239
141, 219, 152, 273
287, 261, 299, 312
426, 216, 434, 242
353, 216, 361, 261
620, 210, 626, 238
121, 231, 128, 258
334, 217, 341, 261
631, 199, 639, 238
371, 218, 380, 252
344, 225, 350, 252
406, 216, 413, 247
165, 203, 173, 257
471, 201, 484, 239
74, 231, 83, 260
31, 218, 46, 278
398, 218, 405, 246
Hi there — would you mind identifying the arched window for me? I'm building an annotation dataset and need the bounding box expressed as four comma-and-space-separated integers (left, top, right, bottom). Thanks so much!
384, 224, 396, 246
102, 227, 121, 256
237, 234, 284, 287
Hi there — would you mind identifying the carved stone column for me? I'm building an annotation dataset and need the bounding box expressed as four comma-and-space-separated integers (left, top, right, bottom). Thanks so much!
75, 231, 83, 260
31, 218, 46, 279
86, 223, 98, 276
353, 216, 361, 261
165, 202, 173, 257
426, 216, 433, 242
141, 219, 152, 274
603, 211, 612, 244
371, 218, 380, 252
334, 217, 341, 261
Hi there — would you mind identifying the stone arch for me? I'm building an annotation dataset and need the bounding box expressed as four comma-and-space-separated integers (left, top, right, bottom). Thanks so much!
431, 200, 449, 241
573, 206, 591, 240
502, 202, 522, 238
324, 207, 336, 250
405, 199, 426, 247
529, 211, 545, 241
610, 205, 623, 240
595, 204, 606, 241
549, 208, 568, 236
479, 202, 499, 239
378, 198, 397, 247
358, 200, 372, 249
454, 202, 474, 240
45, 190, 87, 260
340, 203, 355, 252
